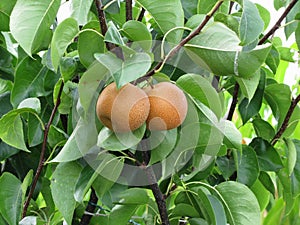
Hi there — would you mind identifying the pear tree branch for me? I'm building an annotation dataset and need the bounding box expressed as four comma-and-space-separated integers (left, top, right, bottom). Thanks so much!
271, 94, 300, 145
126, 0, 133, 21
22, 82, 64, 218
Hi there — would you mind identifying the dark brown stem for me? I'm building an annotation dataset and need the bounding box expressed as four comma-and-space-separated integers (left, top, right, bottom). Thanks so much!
22, 82, 64, 218
228, 1, 235, 14
271, 94, 300, 145
126, 0, 133, 21
136, 0, 224, 83
227, 82, 239, 121
80, 188, 98, 225
137, 8, 145, 22
258, 0, 299, 45
95, 0, 115, 50
140, 140, 170, 225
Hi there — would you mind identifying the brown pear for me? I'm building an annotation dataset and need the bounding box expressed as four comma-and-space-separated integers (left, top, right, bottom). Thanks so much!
96, 82, 150, 132
145, 82, 188, 130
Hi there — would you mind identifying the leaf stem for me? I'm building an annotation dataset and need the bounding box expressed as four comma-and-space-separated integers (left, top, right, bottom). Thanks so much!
136, 0, 224, 83
126, 0, 133, 21
271, 94, 300, 145
258, 0, 299, 45
22, 82, 64, 218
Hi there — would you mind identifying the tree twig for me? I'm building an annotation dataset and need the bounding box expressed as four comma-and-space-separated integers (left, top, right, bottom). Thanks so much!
137, 8, 145, 22
136, 0, 224, 83
126, 0, 133, 21
95, 0, 115, 50
22, 82, 64, 218
258, 0, 299, 45
227, 82, 239, 121
271, 94, 300, 145
140, 139, 170, 225
80, 188, 98, 225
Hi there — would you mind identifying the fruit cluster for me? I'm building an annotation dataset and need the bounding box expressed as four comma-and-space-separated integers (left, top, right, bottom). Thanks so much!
96, 82, 188, 133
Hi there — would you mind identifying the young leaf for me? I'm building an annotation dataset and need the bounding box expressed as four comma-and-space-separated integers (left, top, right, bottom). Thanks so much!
135, 0, 184, 44
0, 172, 22, 225
250, 179, 270, 212
216, 181, 261, 225
10, 0, 60, 55
252, 118, 275, 142
51, 162, 82, 225
104, 21, 125, 46
51, 18, 79, 71
235, 70, 260, 101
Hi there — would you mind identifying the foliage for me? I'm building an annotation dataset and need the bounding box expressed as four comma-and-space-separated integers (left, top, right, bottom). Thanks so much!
0, 0, 300, 224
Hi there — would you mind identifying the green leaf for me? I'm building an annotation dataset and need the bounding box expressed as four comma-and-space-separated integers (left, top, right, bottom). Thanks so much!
238, 71, 265, 124
251, 179, 270, 211
11, 56, 52, 107
216, 181, 261, 225
284, 1, 300, 39
262, 198, 285, 225
197, 188, 227, 225
197, 0, 218, 14
285, 138, 297, 176
278, 46, 296, 62
60, 57, 77, 82
181, 0, 197, 18
18, 97, 41, 113
51, 162, 82, 225
185, 22, 271, 78
0, 108, 38, 151
250, 138, 283, 172
97, 125, 145, 151
51, 118, 97, 162
255, 4, 271, 31
235, 70, 260, 101
70, 0, 94, 25
264, 83, 292, 127
21, 170, 33, 203
94, 52, 151, 88
0, 172, 22, 225
104, 21, 125, 46
51, 18, 79, 71
237, 145, 259, 186
0, 140, 19, 161
265, 45, 280, 74
122, 20, 152, 51
176, 73, 223, 119
296, 23, 300, 51
78, 29, 105, 68
109, 205, 138, 225
78, 61, 108, 114
259, 171, 276, 198
118, 188, 149, 205
252, 118, 275, 142
149, 129, 177, 165
10, 0, 60, 55
48, 125, 67, 148
135, 0, 184, 44
223, 120, 242, 151
0, 0, 17, 31
173, 203, 200, 217
290, 140, 300, 197
239, 0, 264, 45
